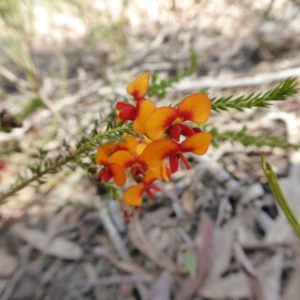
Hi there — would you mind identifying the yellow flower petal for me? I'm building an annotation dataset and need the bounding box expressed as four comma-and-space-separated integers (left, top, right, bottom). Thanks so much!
180, 132, 212, 155
109, 163, 127, 186
144, 163, 169, 183
145, 107, 177, 140
124, 183, 145, 206
118, 135, 139, 155
142, 139, 179, 167
96, 147, 108, 165
136, 143, 147, 155
126, 73, 150, 101
177, 93, 211, 123
110, 150, 136, 168
133, 99, 156, 134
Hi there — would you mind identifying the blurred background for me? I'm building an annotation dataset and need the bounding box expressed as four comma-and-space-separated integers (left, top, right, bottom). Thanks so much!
1, 0, 300, 299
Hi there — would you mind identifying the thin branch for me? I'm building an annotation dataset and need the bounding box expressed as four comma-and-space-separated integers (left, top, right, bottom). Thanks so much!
69, 274, 153, 288
0, 124, 132, 203
211, 78, 298, 111
0, 269, 24, 300
209, 125, 300, 150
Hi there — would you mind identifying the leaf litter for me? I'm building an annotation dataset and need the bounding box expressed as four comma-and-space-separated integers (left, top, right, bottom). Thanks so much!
1, 0, 300, 299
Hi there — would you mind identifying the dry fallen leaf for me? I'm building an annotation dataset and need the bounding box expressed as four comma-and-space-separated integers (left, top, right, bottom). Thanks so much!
11, 224, 83, 260
128, 215, 179, 273
148, 270, 172, 300
0, 279, 8, 295
142, 207, 173, 229
259, 251, 282, 300
241, 183, 264, 204
46, 207, 71, 235
200, 272, 249, 299
94, 246, 151, 275
282, 241, 300, 300
83, 262, 107, 300
202, 249, 285, 300
175, 213, 214, 300
206, 216, 241, 281
181, 189, 195, 215
234, 242, 264, 300
0, 248, 17, 277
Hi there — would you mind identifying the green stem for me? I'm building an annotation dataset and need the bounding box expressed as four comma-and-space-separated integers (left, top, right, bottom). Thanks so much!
261, 153, 300, 237
0, 125, 131, 203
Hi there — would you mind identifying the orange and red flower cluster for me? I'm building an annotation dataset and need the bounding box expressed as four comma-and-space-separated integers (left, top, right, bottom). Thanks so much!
96, 73, 212, 213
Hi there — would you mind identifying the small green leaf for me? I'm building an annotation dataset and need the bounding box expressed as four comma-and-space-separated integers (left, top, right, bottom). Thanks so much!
183, 249, 197, 278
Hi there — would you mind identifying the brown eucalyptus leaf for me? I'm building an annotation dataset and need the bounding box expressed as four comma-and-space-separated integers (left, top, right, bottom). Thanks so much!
0, 248, 17, 277
201, 272, 249, 299
128, 216, 178, 273
11, 224, 83, 260
175, 213, 214, 300
149, 270, 172, 300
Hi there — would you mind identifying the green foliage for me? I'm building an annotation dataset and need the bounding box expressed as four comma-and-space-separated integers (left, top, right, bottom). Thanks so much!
183, 249, 197, 278
0, 123, 132, 203
20, 97, 45, 119
0, 0, 25, 30
211, 78, 298, 111
261, 154, 300, 238
209, 125, 300, 149
148, 53, 197, 98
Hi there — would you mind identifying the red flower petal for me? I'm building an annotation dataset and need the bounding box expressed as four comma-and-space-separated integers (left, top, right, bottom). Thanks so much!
193, 127, 202, 133
179, 153, 190, 170
116, 101, 133, 110
169, 154, 179, 173
168, 124, 182, 142
149, 183, 161, 192
119, 106, 137, 121
97, 169, 112, 182
180, 124, 195, 137
145, 189, 155, 199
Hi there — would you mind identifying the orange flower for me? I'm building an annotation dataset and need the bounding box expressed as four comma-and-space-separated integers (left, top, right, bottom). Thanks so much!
133, 100, 156, 134
145, 93, 211, 141
102, 135, 139, 156
144, 164, 170, 183
95, 147, 126, 186
95, 74, 214, 211
123, 166, 162, 207
126, 73, 150, 101
112, 145, 168, 207
110, 150, 147, 179
123, 182, 161, 207
136, 143, 170, 182
116, 73, 156, 134
142, 132, 212, 173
